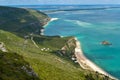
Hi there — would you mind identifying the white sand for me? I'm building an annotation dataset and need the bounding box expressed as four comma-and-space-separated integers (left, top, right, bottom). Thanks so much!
74, 37, 117, 80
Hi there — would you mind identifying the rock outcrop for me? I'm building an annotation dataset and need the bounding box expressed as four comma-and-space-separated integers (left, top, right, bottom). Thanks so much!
60, 38, 76, 56
101, 41, 112, 45
0, 42, 7, 52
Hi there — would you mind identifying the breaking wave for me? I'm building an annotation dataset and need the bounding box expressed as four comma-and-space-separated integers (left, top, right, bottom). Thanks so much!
50, 18, 59, 21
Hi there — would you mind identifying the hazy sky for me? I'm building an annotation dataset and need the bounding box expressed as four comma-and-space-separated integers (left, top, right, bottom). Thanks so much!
0, 0, 120, 5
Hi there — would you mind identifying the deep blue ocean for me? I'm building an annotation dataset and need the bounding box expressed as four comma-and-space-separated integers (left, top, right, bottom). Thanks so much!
12, 5, 120, 79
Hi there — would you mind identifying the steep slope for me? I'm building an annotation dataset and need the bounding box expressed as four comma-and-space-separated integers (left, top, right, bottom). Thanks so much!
0, 6, 113, 80
0, 50, 39, 80
0, 6, 50, 36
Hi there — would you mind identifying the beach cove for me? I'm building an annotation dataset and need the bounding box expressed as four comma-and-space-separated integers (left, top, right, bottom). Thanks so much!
42, 5, 120, 79
43, 17, 117, 79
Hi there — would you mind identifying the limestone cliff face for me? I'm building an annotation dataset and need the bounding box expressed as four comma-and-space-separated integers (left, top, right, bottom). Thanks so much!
60, 37, 76, 57
0, 42, 7, 52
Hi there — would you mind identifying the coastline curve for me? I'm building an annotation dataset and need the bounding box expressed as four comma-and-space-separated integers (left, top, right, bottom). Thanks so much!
74, 37, 117, 80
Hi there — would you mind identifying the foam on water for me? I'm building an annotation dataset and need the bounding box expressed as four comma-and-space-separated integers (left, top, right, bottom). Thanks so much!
43, 18, 59, 28
50, 18, 59, 21
65, 19, 93, 28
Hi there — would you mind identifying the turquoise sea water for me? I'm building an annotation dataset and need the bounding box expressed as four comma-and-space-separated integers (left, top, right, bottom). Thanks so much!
14, 5, 120, 79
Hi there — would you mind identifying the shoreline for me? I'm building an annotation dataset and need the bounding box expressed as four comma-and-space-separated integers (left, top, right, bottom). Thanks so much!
74, 37, 117, 80
42, 17, 117, 79
41, 18, 59, 35
43, 18, 59, 28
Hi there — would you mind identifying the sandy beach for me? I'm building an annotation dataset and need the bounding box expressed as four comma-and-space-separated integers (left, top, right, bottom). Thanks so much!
74, 37, 117, 80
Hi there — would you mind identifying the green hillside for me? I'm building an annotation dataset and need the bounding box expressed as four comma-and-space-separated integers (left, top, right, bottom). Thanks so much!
0, 51, 39, 80
0, 6, 113, 80
0, 6, 50, 36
